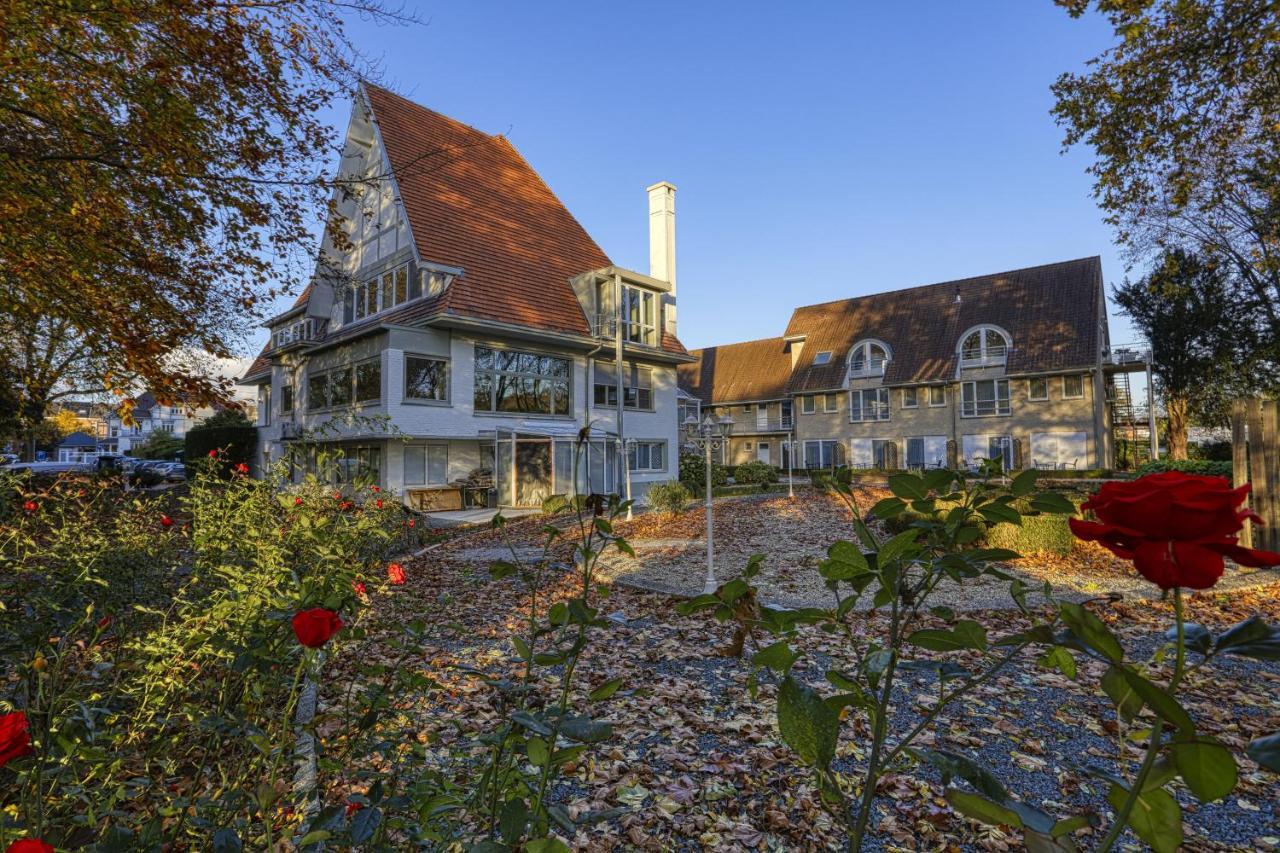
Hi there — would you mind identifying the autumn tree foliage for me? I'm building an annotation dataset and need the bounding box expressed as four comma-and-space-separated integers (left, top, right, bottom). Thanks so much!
0, 0, 414, 411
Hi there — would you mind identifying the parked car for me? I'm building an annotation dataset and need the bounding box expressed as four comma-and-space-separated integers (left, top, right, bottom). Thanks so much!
0, 453, 19, 468
159, 463, 187, 481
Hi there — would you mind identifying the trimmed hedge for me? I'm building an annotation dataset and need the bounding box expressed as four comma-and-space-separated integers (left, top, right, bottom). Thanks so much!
733, 460, 780, 485
185, 425, 257, 471
883, 492, 1086, 556
646, 481, 691, 516
679, 453, 728, 488
1136, 458, 1232, 478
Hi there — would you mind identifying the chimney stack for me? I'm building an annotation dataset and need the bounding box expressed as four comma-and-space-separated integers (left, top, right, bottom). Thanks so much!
647, 181, 677, 335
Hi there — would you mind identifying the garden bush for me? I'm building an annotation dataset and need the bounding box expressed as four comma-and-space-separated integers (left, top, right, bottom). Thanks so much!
733, 460, 779, 485
883, 488, 1084, 555
1137, 457, 1232, 478
646, 480, 691, 516
678, 452, 727, 489
185, 423, 258, 470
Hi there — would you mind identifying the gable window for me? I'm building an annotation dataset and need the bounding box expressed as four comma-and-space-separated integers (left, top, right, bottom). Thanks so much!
961, 379, 1011, 417
824, 393, 839, 413
801, 395, 816, 414
345, 262, 416, 324
848, 340, 890, 377
850, 388, 890, 422
959, 326, 1010, 367
902, 388, 919, 409
594, 360, 653, 410
1062, 374, 1085, 399
474, 346, 571, 416
404, 444, 448, 486
406, 356, 449, 402
929, 385, 946, 407
628, 440, 666, 472
1028, 377, 1049, 401
813, 351, 832, 365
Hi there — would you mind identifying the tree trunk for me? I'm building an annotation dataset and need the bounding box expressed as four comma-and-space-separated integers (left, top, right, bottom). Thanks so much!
1166, 395, 1190, 460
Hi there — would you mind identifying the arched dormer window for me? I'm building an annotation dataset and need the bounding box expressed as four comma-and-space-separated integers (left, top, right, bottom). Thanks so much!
958, 325, 1011, 367
848, 340, 891, 378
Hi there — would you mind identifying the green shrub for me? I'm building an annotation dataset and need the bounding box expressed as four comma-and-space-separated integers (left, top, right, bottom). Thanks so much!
185, 424, 257, 469
733, 460, 779, 485
985, 514, 1076, 555
1137, 458, 1232, 478
647, 480, 691, 516
679, 453, 728, 488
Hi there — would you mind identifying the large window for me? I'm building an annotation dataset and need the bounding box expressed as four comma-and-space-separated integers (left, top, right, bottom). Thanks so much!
849, 340, 890, 377
1031, 431, 1088, 470
849, 438, 896, 469
906, 435, 948, 469
901, 388, 918, 408
959, 326, 1010, 367
963, 434, 1013, 471
929, 385, 946, 407
961, 379, 1011, 417
405, 356, 448, 402
824, 393, 839, 413
804, 439, 842, 469
621, 286, 657, 345
474, 346, 571, 416
355, 359, 381, 403
328, 367, 353, 407
345, 262, 418, 324
404, 444, 449, 485
594, 360, 653, 410
627, 440, 666, 472
306, 444, 381, 485
307, 371, 329, 411
306, 359, 379, 410
849, 388, 890, 422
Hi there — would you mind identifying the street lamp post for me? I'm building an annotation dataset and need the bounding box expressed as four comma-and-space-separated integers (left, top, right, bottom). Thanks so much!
683, 412, 735, 594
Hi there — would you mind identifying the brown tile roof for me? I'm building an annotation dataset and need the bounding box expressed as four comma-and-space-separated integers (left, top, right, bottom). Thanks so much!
239, 85, 687, 383
785, 257, 1104, 392
678, 337, 793, 404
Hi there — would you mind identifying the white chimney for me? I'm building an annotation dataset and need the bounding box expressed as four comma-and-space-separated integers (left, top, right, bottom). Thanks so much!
647, 181, 677, 334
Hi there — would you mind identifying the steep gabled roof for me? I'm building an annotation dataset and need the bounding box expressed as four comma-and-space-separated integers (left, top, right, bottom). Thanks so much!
677, 337, 793, 404
785, 257, 1104, 392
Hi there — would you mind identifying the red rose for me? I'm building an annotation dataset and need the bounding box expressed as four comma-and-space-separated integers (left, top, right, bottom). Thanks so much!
352, 580, 367, 597
0, 711, 33, 768
1069, 471, 1280, 589
375, 499, 383, 509
22, 501, 37, 513
345, 800, 362, 818
291, 608, 343, 648
294, 497, 303, 506
371, 485, 381, 493
407, 518, 415, 529
207, 449, 219, 458
233, 462, 249, 475
160, 514, 173, 528
97, 614, 113, 630
386, 563, 406, 585
7, 840, 54, 853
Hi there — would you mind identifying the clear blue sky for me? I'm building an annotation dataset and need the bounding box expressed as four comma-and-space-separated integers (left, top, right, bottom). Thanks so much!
244, 2, 1141, 366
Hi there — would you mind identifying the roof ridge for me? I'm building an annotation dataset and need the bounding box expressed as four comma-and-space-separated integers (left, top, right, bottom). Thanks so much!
792, 256, 1102, 313
361, 81, 501, 143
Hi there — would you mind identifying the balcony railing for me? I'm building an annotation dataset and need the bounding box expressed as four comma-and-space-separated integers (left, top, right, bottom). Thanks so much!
590, 313, 658, 346
742, 417, 794, 433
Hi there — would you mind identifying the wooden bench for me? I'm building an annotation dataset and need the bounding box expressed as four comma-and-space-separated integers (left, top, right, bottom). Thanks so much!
407, 487, 463, 512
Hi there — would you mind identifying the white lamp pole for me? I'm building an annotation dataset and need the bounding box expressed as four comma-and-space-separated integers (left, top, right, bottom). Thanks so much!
684, 412, 735, 594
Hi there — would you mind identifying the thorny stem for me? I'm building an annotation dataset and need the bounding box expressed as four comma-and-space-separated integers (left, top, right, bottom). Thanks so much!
849, 595, 900, 850
1096, 587, 1186, 853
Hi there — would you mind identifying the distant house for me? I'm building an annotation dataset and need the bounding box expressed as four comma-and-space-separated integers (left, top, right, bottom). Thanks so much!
56, 431, 99, 463
100, 392, 216, 455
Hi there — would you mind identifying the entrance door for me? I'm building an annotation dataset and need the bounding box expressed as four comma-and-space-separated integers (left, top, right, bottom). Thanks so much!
757, 442, 771, 464
515, 440, 552, 507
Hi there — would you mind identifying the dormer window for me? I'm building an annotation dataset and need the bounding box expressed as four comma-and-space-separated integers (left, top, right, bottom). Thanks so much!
959, 326, 1010, 367
273, 318, 316, 349
848, 340, 890, 378
344, 262, 416, 324
621, 285, 657, 345
812, 351, 832, 365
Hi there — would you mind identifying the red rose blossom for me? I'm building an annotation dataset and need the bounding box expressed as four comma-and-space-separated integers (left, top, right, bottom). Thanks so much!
0, 711, 33, 769
386, 563, 406, 585
407, 518, 415, 529
294, 497, 303, 506
1069, 471, 1280, 589
345, 800, 362, 817
352, 580, 367, 597
160, 514, 173, 528
233, 462, 249, 475
291, 608, 343, 648
207, 449, 219, 458
375, 499, 383, 509
371, 485, 381, 493
22, 501, 37, 513
7, 839, 54, 853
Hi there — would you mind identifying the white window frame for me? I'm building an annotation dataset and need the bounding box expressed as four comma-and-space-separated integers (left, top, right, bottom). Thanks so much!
848, 340, 891, 378
404, 444, 449, 486
1062, 374, 1085, 400
958, 325, 1011, 368
803, 439, 841, 469
901, 387, 919, 409
593, 360, 653, 411
849, 388, 891, 423
928, 385, 946, 407
801, 395, 816, 414
812, 351, 833, 365
823, 393, 839, 413
1028, 377, 1049, 401
960, 379, 1011, 418
627, 440, 667, 473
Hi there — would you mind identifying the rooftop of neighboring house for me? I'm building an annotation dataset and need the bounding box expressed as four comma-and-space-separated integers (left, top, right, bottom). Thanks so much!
58, 431, 98, 447
679, 256, 1105, 400
242, 84, 687, 381
677, 337, 794, 405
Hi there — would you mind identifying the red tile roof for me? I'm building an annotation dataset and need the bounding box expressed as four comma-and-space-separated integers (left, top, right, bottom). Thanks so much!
240, 85, 687, 382
678, 337, 793, 404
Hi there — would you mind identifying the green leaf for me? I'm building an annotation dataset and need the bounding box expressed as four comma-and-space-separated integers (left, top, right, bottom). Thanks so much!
211, 829, 244, 853
877, 529, 922, 567
1010, 468, 1038, 497
558, 714, 613, 744
526, 737, 549, 767
1118, 667, 1195, 734
489, 560, 517, 580
524, 838, 571, 853
870, 497, 908, 519
511, 636, 532, 661
1038, 646, 1077, 679
1101, 664, 1143, 721
1058, 602, 1124, 663
349, 806, 382, 845
675, 593, 721, 616
1247, 731, 1280, 772
777, 675, 839, 769
295, 830, 330, 846
589, 677, 624, 701
753, 640, 800, 673
909, 620, 987, 652
1106, 782, 1182, 853
915, 748, 1009, 801
1214, 616, 1280, 660
1171, 739, 1237, 802
946, 789, 1022, 827
500, 797, 529, 845
888, 472, 928, 500
510, 711, 552, 736
827, 540, 869, 568
979, 503, 1022, 526
717, 578, 750, 604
